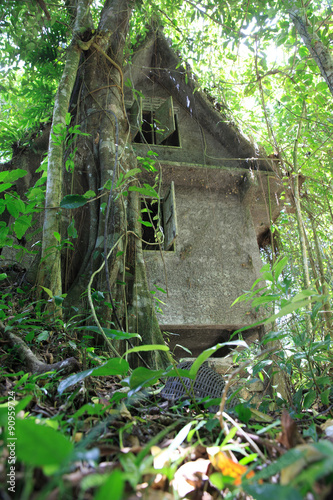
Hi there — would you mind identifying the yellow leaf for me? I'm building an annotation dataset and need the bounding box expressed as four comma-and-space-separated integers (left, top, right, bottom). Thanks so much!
74, 432, 83, 443
249, 408, 274, 422
208, 450, 255, 486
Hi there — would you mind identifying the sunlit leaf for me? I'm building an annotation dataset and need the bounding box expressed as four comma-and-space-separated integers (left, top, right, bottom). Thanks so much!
58, 358, 129, 394
14, 418, 73, 467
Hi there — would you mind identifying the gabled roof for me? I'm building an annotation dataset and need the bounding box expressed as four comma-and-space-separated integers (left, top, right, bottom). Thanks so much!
124, 29, 273, 173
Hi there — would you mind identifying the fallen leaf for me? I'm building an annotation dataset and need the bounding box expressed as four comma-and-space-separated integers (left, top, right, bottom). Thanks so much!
277, 411, 304, 449
208, 449, 254, 486
172, 459, 210, 497
73, 432, 83, 443
321, 419, 333, 439
119, 401, 133, 420
151, 445, 184, 469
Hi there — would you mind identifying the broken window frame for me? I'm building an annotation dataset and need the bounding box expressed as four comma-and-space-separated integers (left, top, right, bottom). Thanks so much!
127, 96, 181, 147
141, 181, 178, 251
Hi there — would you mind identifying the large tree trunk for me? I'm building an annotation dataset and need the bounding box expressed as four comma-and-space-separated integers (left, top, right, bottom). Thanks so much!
37, 0, 93, 305
35, 0, 169, 368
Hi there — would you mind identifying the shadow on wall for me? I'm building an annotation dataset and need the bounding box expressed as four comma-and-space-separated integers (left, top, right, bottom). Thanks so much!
162, 326, 261, 359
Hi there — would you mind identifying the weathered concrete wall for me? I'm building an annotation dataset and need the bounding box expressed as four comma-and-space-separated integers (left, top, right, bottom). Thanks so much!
143, 172, 263, 331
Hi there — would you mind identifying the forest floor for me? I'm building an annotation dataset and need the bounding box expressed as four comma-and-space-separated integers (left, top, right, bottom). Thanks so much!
1, 274, 333, 499
1, 331, 333, 500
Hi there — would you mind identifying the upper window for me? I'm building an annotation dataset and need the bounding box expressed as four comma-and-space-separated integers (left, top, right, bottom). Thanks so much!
128, 96, 180, 147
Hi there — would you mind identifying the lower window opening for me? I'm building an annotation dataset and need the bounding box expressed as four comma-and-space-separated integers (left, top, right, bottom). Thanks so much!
141, 198, 175, 251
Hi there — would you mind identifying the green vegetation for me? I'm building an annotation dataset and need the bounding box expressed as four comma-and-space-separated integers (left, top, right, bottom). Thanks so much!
1, 0, 333, 498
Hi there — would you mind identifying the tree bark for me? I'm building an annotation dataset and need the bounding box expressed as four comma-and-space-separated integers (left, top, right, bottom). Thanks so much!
288, 5, 333, 96
309, 214, 333, 333
292, 101, 312, 337
55, 0, 169, 368
37, 0, 93, 304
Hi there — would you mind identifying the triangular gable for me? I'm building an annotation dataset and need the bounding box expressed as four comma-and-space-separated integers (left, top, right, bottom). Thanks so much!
124, 30, 273, 173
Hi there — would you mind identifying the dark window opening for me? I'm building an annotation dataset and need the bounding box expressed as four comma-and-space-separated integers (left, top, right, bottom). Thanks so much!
129, 96, 180, 147
141, 199, 168, 250
134, 111, 154, 144
134, 112, 180, 147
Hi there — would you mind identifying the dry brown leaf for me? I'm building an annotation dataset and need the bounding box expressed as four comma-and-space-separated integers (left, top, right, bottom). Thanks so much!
277, 410, 304, 449
119, 401, 133, 420
152, 472, 168, 490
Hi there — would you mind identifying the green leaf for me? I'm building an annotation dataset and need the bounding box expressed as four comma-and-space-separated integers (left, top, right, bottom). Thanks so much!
189, 341, 249, 377
209, 472, 226, 490
264, 299, 314, 323
251, 294, 281, 307
320, 388, 330, 405
124, 344, 170, 356
53, 123, 65, 135
83, 190, 96, 199
60, 194, 88, 209
67, 220, 78, 238
253, 360, 272, 375
13, 215, 32, 239
36, 331, 49, 342
243, 483, 303, 500
124, 168, 141, 179
58, 358, 129, 394
54, 295, 65, 305
273, 256, 288, 281
316, 82, 327, 92
233, 404, 252, 423
79, 326, 142, 341
0, 183, 12, 193
14, 418, 73, 467
0, 169, 27, 183
138, 218, 153, 227
94, 470, 124, 500
53, 231, 61, 242
40, 286, 54, 298
291, 289, 318, 302
303, 390, 316, 409
72, 403, 104, 418
6, 198, 21, 218
65, 112, 71, 126
128, 184, 159, 197
126, 366, 166, 392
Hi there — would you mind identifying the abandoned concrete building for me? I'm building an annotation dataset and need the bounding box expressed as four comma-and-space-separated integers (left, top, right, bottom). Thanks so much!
124, 31, 281, 358
0, 29, 282, 361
